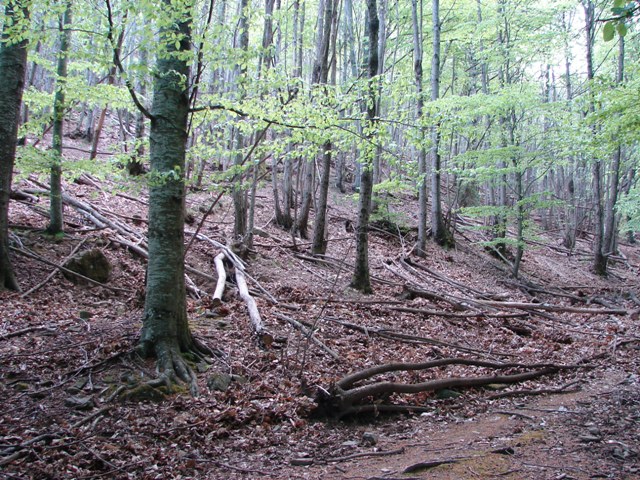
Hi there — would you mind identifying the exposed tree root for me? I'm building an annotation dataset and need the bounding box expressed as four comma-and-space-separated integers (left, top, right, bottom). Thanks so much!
315, 357, 583, 419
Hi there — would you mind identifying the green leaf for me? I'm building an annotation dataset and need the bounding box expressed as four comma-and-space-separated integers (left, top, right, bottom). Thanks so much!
614, 0, 625, 8
603, 22, 616, 41
617, 22, 628, 37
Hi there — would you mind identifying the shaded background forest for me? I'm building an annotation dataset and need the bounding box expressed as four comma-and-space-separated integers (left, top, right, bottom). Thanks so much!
3, 0, 639, 280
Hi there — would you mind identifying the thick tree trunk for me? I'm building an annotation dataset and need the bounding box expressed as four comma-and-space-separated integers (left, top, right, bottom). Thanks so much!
47, 2, 72, 236
139, 0, 209, 387
0, 0, 30, 291
351, 0, 379, 294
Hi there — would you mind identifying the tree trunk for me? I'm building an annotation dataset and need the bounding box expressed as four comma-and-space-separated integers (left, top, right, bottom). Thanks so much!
351, 0, 379, 295
312, 0, 337, 255
0, 0, 30, 291
138, 0, 209, 387
603, 37, 624, 256
412, 0, 428, 257
429, 0, 451, 248
583, 0, 607, 275
47, 1, 72, 236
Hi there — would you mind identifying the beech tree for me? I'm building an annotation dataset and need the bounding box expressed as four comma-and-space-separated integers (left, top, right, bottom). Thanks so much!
0, 0, 30, 291
46, 0, 71, 236
111, 0, 213, 388
351, 0, 379, 294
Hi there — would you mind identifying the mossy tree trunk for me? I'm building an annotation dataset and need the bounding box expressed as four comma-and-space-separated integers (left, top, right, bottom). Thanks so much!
138, 0, 209, 388
0, 0, 30, 291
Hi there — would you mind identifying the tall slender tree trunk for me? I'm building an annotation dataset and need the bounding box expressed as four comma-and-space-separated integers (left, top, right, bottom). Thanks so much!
0, 0, 30, 291
429, 0, 451, 247
411, 0, 428, 257
311, 0, 337, 255
351, 0, 379, 294
583, 0, 607, 275
232, 0, 249, 244
128, 47, 147, 176
603, 37, 625, 256
47, 1, 72, 236
139, 0, 210, 387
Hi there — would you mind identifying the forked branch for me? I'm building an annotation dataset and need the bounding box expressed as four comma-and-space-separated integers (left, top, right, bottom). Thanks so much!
316, 357, 582, 419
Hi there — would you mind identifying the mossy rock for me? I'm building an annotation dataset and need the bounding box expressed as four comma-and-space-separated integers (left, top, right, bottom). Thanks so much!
120, 384, 168, 402
63, 248, 112, 284
207, 372, 233, 392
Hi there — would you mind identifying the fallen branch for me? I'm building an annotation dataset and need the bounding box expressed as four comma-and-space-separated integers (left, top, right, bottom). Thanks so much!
316, 357, 580, 419
0, 325, 58, 341
404, 457, 467, 473
212, 252, 226, 306
275, 312, 340, 361
327, 447, 405, 463
386, 305, 528, 319
486, 381, 581, 400
471, 299, 627, 316
235, 263, 273, 348
324, 317, 514, 358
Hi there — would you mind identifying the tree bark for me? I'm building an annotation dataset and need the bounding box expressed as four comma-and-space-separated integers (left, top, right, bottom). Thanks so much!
411, 0, 428, 257
429, 0, 451, 248
232, 0, 250, 244
603, 37, 624, 256
0, 0, 30, 291
138, 0, 209, 388
583, 0, 607, 275
311, 0, 337, 255
351, 0, 379, 294
47, 1, 72, 236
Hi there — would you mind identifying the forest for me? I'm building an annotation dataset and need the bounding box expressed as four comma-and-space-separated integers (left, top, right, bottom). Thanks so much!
1, 0, 639, 478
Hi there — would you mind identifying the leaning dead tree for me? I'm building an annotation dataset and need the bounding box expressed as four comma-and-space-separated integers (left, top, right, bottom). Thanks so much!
315, 358, 581, 418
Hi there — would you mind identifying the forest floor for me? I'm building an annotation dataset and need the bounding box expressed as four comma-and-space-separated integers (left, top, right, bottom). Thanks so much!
1, 164, 640, 479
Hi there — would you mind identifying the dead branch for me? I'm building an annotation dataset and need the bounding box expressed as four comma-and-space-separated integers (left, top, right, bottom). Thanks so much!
471, 299, 627, 315
327, 447, 405, 463
192, 233, 279, 304
487, 381, 581, 400
212, 252, 226, 306
0, 325, 58, 341
400, 286, 468, 311
404, 457, 468, 473
275, 312, 340, 361
386, 305, 528, 319
402, 257, 492, 298
316, 357, 582, 418
235, 262, 273, 348
324, 317, 515, 358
